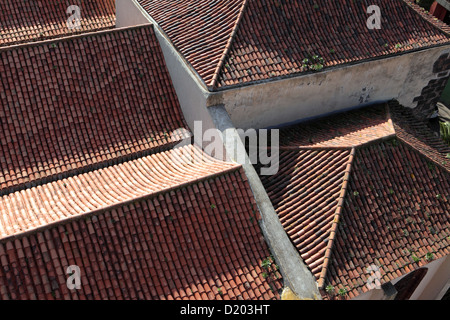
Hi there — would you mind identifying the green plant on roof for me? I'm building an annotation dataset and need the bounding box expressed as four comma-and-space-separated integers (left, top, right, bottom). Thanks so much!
389, 188, 395, 195
353, 191, 359, 197
50, 43, 57, 48
261, 258, 272, 270
446, 153, 450, 159
436, 194, 442, 200
395, 43, 403, 49
329, 48, 336, 54
425, 252, 434, 261
262, 272, 269, 279
217, 287, 223, 295
302, 54, 325, 72
338, 288, 347, 297
411, 254, 421, 263
210, 204, 216, 209
325, 285, 335, 296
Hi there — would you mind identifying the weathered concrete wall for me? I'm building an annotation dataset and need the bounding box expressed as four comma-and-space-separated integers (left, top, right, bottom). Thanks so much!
115, 0, 149, 27
210, 46, 450, 130
408, 255, 450, 300
413, 52, 450, 119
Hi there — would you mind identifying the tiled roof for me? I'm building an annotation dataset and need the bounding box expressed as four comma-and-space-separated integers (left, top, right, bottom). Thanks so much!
0, 23, 283, 300
260, 149, 354, 279
390, 102, 450, 172
279, 104, 395, 148
137, 0, 450, 90
257, 101, 450, 299
0, 167, 283, 300
137, 0, 247, 87
0, 0, 115, 47
0, 144, 237, 240
0, 25, 189, 195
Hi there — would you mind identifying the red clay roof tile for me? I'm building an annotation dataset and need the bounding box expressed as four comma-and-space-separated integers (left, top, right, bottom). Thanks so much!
257, 101, 450, 299
0, 25, 189, 195
138, 0, 450, 90
0, 0, 115, 47
0, 144, 238, 240
0, 21, 283, 300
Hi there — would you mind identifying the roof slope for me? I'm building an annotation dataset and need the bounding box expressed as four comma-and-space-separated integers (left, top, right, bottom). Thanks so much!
0, 24, 283, 300
256, 101, 450, 299
137, 0, 450, 90
0, 0, 115, 47
0, 167, 283, 300
0, 25, 189, 195
0, 145, 237, 239
137, 0, 246, 87
260, 149, 354, 279
325, 140, 449, 299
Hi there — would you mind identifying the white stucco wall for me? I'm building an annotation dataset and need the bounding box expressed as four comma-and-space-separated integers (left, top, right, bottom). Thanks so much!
211, 46, 450, 130
354, 255, 450, 300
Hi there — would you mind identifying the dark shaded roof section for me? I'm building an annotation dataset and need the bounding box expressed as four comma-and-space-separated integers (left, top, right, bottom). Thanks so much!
0, 167, 283, 300
259, 149, 354, 280
390, 101, 450, 172
0, 0, 116, 47
137, 0, 246, 88
255, 101, 450, 299
217, 0, 450, 88
0, 25, 189, 195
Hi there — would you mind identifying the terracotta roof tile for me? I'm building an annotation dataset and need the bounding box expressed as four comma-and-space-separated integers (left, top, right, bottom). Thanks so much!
0, 168, 283, 300
257, 102, 450, 299
258, 148, 354, 281
0, 0, 115, 47
0, 144, 238, 240
0, 25, 189, 195
279, 104, 395, 148
325, 140, 449, 299
389, 100, 450, 171
218, 0, 450, 88
137, 0, 246, 87
138, 0, 450, 89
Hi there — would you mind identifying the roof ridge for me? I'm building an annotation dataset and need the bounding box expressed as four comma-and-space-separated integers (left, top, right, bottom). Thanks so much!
317, 147, 356, 289
0, 147, 242, 244
209, 0, 249, 90
0, 23, 154, 52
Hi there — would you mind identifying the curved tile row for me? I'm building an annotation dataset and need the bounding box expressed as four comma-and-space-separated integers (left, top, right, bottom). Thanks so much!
0, 25, 189, 194
0, 144, 238, 239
